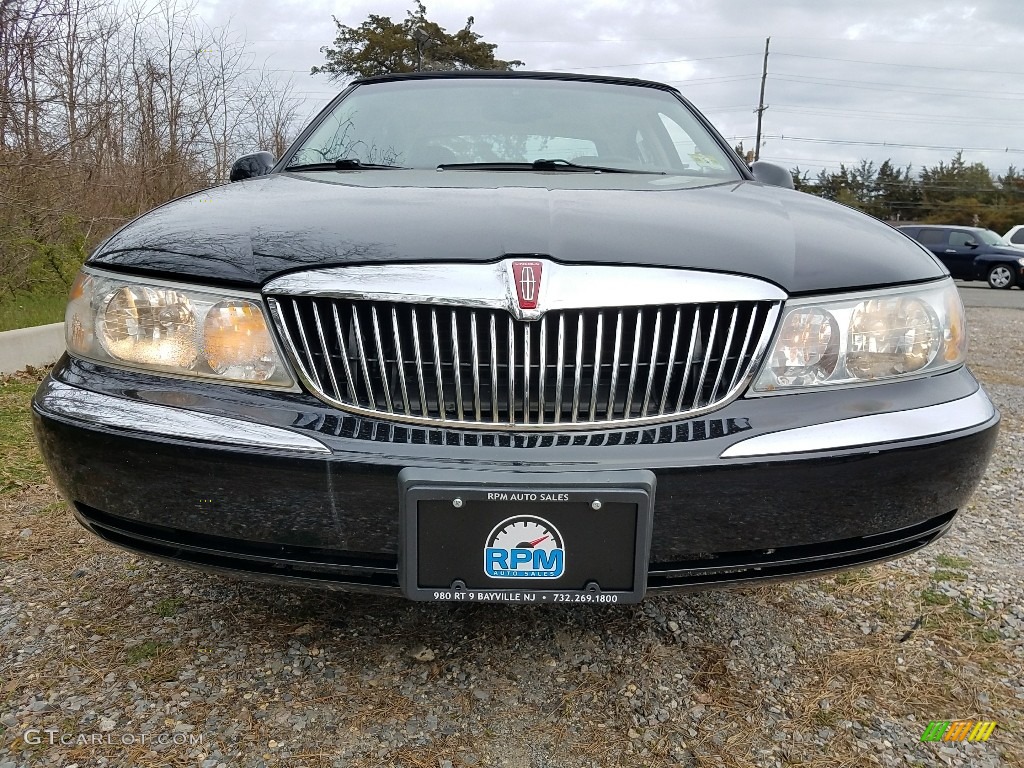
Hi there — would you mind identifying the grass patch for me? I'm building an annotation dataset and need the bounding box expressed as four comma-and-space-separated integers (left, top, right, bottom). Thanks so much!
125, 640, 168, 664
0, 375, 48, 495
154, 598, 183, 618
812, 707, 838, 727
919, 588, 951, 606
977, 628, 1002, 644
931, 569, 967, 583
823, 567, 887, 596
121, 640, 182, 685
0, 288, 67, 332
935, 554, 972, 570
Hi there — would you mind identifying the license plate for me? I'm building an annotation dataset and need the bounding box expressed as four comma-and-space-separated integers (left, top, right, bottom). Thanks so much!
399, 469, 655, 603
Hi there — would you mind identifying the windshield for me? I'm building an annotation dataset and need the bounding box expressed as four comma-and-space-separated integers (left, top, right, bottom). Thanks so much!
976, 229, 1007, 246
286, 78, 741, 179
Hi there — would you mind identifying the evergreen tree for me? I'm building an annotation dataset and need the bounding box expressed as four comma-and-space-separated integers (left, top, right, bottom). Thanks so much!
312, 2, 523, 80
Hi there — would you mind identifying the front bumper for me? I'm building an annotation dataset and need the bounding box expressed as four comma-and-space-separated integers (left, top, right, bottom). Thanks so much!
33, 357, 999, 595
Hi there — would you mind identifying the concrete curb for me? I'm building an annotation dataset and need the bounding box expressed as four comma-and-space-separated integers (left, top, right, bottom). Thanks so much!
0, 322, 66, 375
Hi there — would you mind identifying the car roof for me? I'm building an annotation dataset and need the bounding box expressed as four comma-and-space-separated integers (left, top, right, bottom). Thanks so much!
352, 69, 681, 95
900, 224, 988, 232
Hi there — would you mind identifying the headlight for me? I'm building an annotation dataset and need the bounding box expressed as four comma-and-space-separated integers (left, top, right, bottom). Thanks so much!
65, 268, 295, 387
751, 279, 966, 393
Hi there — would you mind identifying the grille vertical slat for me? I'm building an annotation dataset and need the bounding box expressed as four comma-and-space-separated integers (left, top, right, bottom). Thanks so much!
708, 305, 739, 405
273, 297, 777, 430
727, 305, 761, 394
489, 314, 499, 423
507, 316, 516, 424
291, 299, 324, 393
391, 307, 411, 415
588, 311, 605, 422
554, 314, 566, 424
450, 310, 464, 421
641, 309, 663, 417
411, 307, 428, 417
523, 320, 532, 426
330, 305, 358, 403
571, 312, 584, 423
370, 306, 393, 412
538, 316, 547, 425
692, 306, 720, 410
470, 311, 482, 422
659, 308, 682, 415
676, 309, 701, 413
623, 308, 644, 418
606, 310, 624, 420
430, 309, 445, 421
350, 307, 376, 409
310, 302, 340, 401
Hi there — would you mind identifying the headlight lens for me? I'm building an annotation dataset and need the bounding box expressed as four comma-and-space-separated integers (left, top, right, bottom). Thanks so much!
66, 268, 294, 387
752, 280, 966, 393
769, 307, 839, 386
99, 286, 199, 368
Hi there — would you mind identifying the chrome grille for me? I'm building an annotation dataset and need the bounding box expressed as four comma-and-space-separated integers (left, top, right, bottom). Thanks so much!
270, 296, 780, 430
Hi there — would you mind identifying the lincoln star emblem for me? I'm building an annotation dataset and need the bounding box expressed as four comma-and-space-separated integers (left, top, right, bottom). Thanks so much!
512, 261, 543, 310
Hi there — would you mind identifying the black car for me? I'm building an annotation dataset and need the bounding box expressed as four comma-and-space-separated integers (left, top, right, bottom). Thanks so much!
32, 72, 998, 604
898, 224, 1024, 289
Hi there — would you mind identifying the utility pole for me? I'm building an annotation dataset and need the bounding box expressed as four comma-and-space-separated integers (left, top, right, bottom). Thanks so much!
754, 36, 770, 161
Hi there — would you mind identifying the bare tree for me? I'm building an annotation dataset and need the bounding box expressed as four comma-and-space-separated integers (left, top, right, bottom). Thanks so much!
0, 0, 303, 300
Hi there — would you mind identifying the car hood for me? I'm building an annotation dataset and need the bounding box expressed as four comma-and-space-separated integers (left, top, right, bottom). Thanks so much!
989, 246, 1024, 256
90, 170, 945, 295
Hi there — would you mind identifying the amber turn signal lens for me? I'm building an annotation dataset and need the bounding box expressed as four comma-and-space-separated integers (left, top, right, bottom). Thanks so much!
203, 300, 276, 381
943, 288, 967, 363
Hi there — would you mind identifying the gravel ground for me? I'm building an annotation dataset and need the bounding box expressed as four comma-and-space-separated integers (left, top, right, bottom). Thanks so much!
1, 306, 1022, 768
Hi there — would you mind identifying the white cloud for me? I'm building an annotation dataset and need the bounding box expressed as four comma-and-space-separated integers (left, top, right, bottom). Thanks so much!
195, 0, 1024, 178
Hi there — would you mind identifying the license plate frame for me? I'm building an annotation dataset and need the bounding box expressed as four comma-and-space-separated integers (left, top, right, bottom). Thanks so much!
399, 469, 655, 604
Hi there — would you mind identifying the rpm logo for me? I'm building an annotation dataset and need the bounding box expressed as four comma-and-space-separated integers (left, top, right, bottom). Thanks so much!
484, 515, 564, 579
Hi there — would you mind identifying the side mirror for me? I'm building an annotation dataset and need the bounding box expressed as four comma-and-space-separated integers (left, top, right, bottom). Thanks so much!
230, 151, 276, 182
750, 160, 795, 190
967, 242, 979, 249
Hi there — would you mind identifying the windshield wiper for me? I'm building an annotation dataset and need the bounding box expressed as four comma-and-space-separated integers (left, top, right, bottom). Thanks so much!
437, 159, 665, 175
285, 158, 407, 171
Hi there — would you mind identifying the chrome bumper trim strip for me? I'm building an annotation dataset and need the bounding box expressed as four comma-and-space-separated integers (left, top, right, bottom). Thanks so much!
37, 380, 331, 454
720, 388, 996, 459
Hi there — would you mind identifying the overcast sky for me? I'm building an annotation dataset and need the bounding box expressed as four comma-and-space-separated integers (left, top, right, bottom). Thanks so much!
195, 0, 1024, 180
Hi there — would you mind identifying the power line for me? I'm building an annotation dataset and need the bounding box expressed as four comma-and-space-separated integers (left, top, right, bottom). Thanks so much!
770, 105, 1024, 129
745, 135, 1024, 154
773, 52, 1024, 78
772, 73, 1024, 101
663, 74, 762, 86
700, 104, 759, 112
